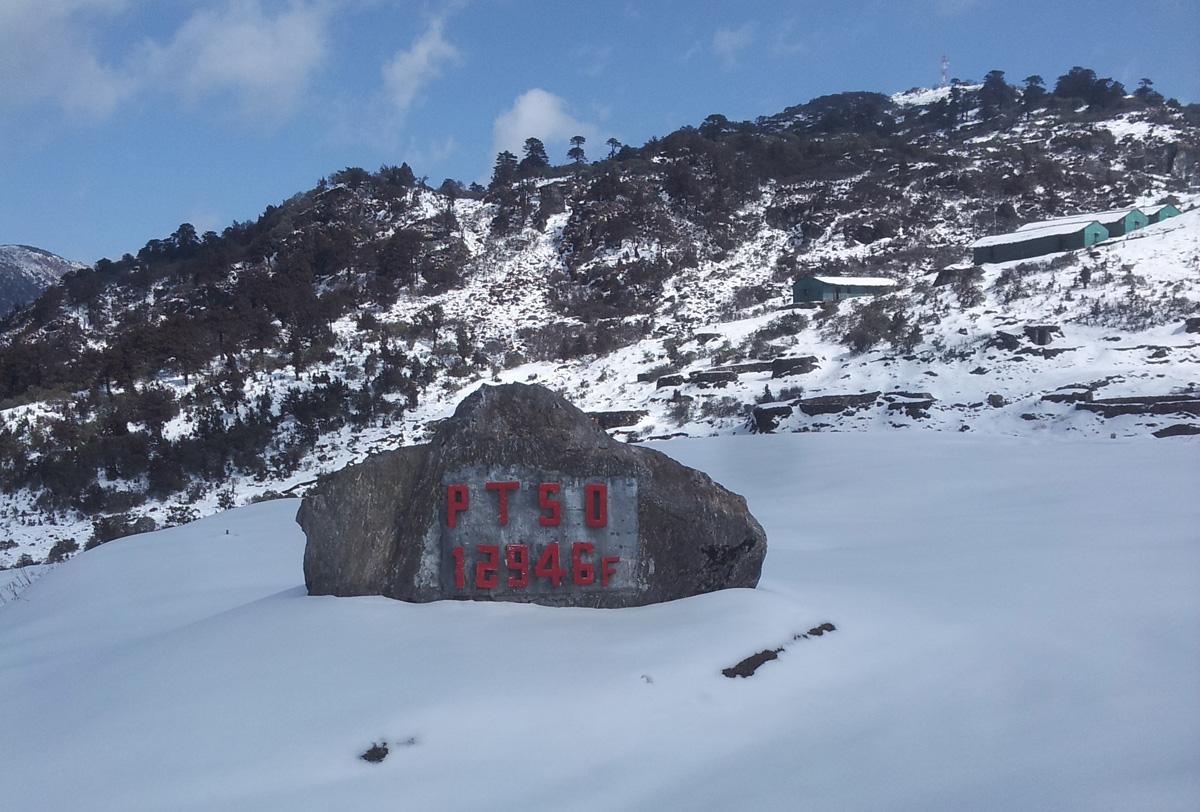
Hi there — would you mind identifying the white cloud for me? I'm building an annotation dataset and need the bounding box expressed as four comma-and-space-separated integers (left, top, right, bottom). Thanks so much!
0, 0, 137, 118
712, 22, 755, 68
381, 18, 460, 116
0, 1, 332, 124
490, 88, 599, 161
141, 1, 330, 122
572, 44, 612, 78
768, 18, 811, 58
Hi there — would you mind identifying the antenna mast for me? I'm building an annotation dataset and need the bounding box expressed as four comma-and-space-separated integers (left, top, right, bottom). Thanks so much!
940, 55, 950, 88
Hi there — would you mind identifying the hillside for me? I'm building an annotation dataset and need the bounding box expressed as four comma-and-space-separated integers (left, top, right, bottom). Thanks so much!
0, 244, 81, 316
1, 68, 1199, 567
2, 433, 1197, 810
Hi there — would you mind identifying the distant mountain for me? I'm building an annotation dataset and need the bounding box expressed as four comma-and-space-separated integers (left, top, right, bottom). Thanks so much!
0, 245, 81, 315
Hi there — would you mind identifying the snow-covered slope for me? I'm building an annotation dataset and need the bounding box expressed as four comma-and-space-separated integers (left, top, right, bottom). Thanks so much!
1, 83, 1198, 569
0, 244, 80, 314
1, 433, 1196, 811
1, 201, 1197, 568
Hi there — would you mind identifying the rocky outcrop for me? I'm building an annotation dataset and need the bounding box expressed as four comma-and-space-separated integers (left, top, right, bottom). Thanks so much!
1024, 324, 1062, 346
1076, 395, 1200, 418
1152, 423, 1200, 438
588, 409, 649, 429
688, 370, 738, 387
299, 383, 767, 608
795, 392, 881, 416
1041, 388, 1093, 404
750, 402, 795, 433
771, 356, 819, 378
884, 392, 936, 418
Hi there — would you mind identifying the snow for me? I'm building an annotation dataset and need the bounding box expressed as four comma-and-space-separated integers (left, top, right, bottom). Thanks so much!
1, 433, 1197, 811
1097, 114, 1182, 144
891, 85, 982, 107
811, 275, 896, 287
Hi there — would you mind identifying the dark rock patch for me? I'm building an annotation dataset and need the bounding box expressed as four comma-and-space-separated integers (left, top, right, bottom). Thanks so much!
1040, 389, 1093, 404
722, 648, 783, 678
710, 361, 776, 375
1153, 423, 1200, 438
990, 331, 1021, 351
1077, 396, 1200, 418
360, 742, 388, 764
771, 356, 819, 378
687, 370, 738, 388
588, 410, 648, 430
750, 402, 794, 433
795, 392, 880, 416
1024, 324, 1062, 346
723, 622, 837, 678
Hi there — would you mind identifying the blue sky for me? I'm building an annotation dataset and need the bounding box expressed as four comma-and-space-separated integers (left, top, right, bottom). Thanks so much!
2, 0, 1197, 263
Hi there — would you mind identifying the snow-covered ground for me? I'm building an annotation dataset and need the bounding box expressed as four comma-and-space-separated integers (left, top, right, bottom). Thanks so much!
1, 433, 1196, 811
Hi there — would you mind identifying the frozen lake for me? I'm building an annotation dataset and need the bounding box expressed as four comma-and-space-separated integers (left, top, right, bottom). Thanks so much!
1, 433, 1197, 811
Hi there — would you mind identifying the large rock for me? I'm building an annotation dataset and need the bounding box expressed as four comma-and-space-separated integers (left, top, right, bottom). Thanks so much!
298, 383, 766, 608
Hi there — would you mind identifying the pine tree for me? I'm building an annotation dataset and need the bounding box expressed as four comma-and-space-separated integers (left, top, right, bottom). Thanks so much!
568, 135, 587, 165
1022, 75, 1047, 111
519, 137, 550, 176
489, 151, 518, 191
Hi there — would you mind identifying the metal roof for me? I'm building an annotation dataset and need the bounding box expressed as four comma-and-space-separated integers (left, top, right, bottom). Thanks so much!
1141, 203, 1177, 216
1015, 208, 1141, 232
971, 220, 1104, 249
809, 276, 897, 287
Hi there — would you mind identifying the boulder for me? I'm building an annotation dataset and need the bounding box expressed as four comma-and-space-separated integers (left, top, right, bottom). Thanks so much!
1023, 324, 1062, 346
750, 402, 794, 433
298, 383, 766, 608
990, 331, 1021, 351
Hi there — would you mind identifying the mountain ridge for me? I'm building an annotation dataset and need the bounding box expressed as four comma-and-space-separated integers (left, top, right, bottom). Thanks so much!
1, 67, 1198, 567
0, 244, 82, 317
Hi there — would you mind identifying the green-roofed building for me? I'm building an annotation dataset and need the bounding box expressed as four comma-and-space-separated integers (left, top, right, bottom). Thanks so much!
1143, 203, 1182, 224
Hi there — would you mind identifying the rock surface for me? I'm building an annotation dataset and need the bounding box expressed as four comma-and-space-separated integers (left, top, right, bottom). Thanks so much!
298, 383, 767, 607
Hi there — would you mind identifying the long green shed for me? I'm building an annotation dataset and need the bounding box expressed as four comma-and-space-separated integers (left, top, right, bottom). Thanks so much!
971, 220, 1108, 265
792, 275, 898, 303
1018, 208, 1148, 238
